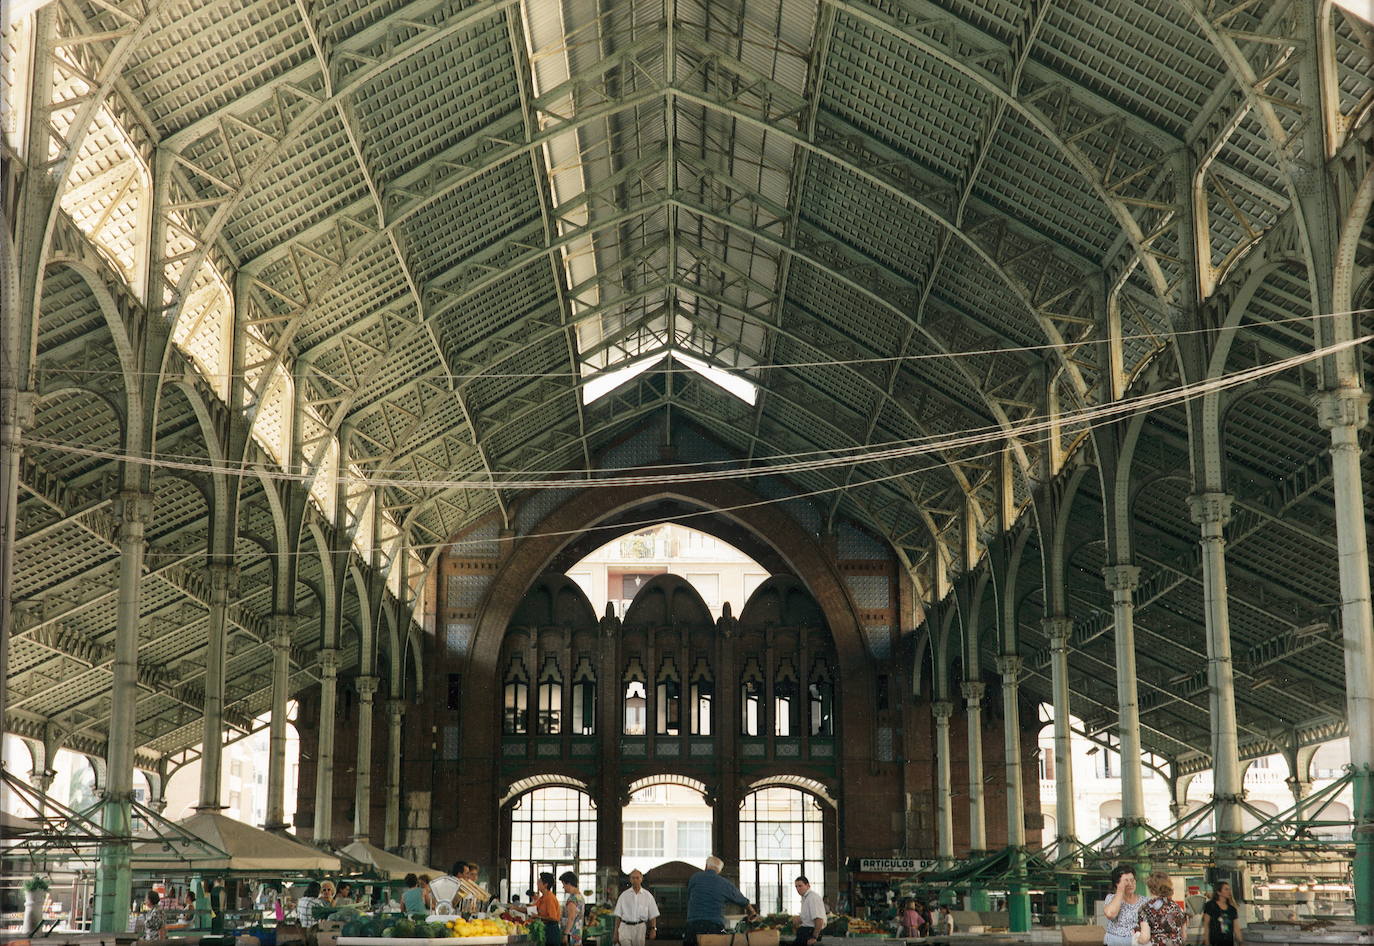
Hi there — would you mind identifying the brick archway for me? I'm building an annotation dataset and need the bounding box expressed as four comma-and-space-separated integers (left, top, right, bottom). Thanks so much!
453, 480, 884, 869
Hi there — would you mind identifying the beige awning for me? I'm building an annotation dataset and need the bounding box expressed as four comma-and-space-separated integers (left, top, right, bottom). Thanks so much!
339, 840, 443, 881
131, 811, 341, 873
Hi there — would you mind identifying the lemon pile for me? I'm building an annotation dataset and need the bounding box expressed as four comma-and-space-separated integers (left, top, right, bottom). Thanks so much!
443, 918, 520, 939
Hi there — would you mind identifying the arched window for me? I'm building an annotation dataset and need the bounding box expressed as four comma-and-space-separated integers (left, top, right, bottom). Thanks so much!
624, 657, 647, 735
808, 660, 834, 737
508, 785, 597, 902
571, 657, 596, 736
690, 657, 713, 736
537, 656, 563, 735
741, 658, 764, 736
504, 656, 530, 735
656, 657, 682, 736
774, 658, 798, 737
739, 786, 825, 915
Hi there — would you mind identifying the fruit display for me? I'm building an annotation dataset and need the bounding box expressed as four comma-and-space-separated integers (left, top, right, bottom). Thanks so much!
337, 908, 531, 942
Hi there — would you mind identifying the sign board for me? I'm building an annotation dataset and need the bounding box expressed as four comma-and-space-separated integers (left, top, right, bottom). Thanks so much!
856, 858, 938, 873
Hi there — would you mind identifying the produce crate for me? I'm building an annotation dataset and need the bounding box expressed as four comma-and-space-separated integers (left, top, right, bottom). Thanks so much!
697, 930, 781, 946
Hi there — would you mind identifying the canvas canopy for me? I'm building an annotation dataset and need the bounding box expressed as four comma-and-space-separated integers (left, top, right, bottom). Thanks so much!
339, 840, 440, 881
131, 811, 340, 873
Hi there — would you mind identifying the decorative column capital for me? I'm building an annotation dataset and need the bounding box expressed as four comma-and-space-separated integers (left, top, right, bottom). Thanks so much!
1314, 387, 1370, 432
318, 647, 340, 676
931, 700, 955, 722
1102, 564, 1141, 592
1187, 492, 1233, 530
269, 614, 293, 650
206, 562, 238, 601
386, 698, 406, 722
1042, 617, 1073, 649
960, 680, 985, 703
117, 490, 154, 531
355, 675, 379, 700
996, 655, 1024, 684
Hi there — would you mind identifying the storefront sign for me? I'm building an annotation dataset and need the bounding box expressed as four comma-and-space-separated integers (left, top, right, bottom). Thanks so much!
856, 858, 937, 873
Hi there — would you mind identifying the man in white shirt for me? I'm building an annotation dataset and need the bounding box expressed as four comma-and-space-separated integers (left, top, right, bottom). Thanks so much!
613, 870, 660, 946
792, 877, 826, 946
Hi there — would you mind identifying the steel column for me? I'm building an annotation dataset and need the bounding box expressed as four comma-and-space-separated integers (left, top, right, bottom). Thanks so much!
997, 655, 1030, 930
0, 391, 31, 737
95, 491, 152, 933
1315, 389, 1374, 923
1188, 493, 1244, 843
354, 675, 379, 840
313, 648, 340, 843
265, 615, 293, 830
197, 563, 235, 810
932, 700, 955, 864
1043, 616, 1082, 918
384, 698, 405, 849
961, 680, 989, 910
1103, 564, 1148, 856
962, 680, 987, 851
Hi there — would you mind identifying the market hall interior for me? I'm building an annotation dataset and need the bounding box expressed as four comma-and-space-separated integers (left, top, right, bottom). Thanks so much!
2, 0, 1373, 938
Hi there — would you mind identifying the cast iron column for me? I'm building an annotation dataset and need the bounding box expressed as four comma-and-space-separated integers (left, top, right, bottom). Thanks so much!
1103, 564, 1148, 857
385, 698, 405, 849
962, 679, 989, 910
1044, 616, 1082, 918
197, 563, 234, 810
932, 700, 955, 865
1188, 493, 1244, 846
313, 648, 340, 843
265, 615, 293, 830
354, 675, 379, 840
997, 656, 1030, 931
95, 491, 152, 932
1316, 389, 1374, 922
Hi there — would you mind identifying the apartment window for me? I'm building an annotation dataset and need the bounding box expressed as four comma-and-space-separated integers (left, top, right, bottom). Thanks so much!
1095, 749, 1118, 779
623, 821, 664, 858
1039, 748, 1055, 781
677, 821, 712, 858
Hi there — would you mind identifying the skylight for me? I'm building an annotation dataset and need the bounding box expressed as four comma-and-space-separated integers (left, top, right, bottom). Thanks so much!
581, 350, 758, 406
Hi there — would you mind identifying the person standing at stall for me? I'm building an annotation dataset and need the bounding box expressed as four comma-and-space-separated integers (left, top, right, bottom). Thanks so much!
536, 873, 562, 946
402, 875, 427, 915
141, 892, 166, 941
559, 872, 586, 946
684, 857, 757, 946
613, 870, 660, 946
792, 877, 826, 946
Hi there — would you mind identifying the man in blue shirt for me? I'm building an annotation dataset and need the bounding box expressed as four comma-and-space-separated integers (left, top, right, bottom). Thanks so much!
685, 857, 758, 946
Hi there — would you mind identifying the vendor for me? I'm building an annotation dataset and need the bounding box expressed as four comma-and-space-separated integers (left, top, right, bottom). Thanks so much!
297, 882, 326, 929
536, 873, 563, 946
402, 874, 427, 915
685, 857, 757, 946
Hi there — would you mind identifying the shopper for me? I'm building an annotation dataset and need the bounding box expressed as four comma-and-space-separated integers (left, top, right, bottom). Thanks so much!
936, 905, 954, 936
536, 873, 562, 946
141, 891, 166, 941
319, 882, 336, 905
613, 869, 660, 946
1102, 864, 1148, 946
419, 875, 437, 912
559, 872, 586, 946
684, 856, 757, 946
1201, 882, 1243, 946
297, 882, 325, 929
335, 883, 356, 907
401, 874, 425, 915
900, 900, 922, 939
1139, 873, 1185, 946
792, 876, 826, 946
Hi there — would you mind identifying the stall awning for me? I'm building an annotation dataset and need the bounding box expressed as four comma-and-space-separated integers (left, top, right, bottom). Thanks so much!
131, 811, 341, 873
339, 840, 442, 880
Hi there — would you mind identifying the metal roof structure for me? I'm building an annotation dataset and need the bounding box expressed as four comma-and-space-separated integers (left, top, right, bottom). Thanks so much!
2, 0, 1372, 790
